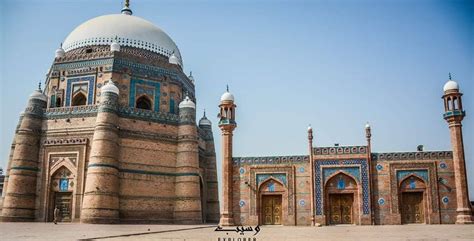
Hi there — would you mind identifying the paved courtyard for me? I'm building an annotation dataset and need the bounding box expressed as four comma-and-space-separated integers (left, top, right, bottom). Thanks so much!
0, 223, 473, 241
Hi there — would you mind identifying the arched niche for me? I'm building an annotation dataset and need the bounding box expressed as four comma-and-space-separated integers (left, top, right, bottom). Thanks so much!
258, 177, 286, 225
48, 166, 75, 222
71, 92, 87, 106
324, 172, 359, 225
136, 95, 152, 110
399, 175, 427, 224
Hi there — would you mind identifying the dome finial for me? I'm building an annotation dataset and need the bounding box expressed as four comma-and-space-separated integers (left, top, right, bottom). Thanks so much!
121, 0, 133, 15
226, 84, 229, 92
38, 80, 42, 91
203, 109, 206, 117
449, 72, 452, 80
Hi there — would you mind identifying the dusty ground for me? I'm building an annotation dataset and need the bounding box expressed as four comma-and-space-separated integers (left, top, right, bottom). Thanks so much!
0, 223, 473, 241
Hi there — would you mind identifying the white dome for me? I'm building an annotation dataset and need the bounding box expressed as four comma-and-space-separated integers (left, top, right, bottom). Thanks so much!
179, 96, 195, 109
443, 80, 459, 92
55, 46, 65, 58
62, 14, 183, 66
110, 41, 120, 52
307, 125, 312, 131
30, 90, 47, 102
101, 81, 120, 95
365, 122, 370, 129
220, 91, 234, 102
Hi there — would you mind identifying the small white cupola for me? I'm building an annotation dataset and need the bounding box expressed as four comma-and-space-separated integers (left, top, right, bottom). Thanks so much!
30, 81, 47, 102
169, 52, 179, 65
199, 110, 212, 126
179, 96, 196, 109
55, 43, 65, 58
110, 36, 121, 52
101, 80, 120, 95
443, 73, 459, 92
220, 85, 234, 102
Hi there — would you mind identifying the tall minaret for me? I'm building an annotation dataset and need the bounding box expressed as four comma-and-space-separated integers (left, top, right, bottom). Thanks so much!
442, 74, 473, 224
174, 96, 202, 224
81, 81, 121, 224
218, 87, 236, 226
307, 125, 315, 226
199, 111, 220, 223
1, 86, 47, 222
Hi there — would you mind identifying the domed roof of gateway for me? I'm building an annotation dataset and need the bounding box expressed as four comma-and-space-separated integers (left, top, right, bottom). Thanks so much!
62, 13, 183, 66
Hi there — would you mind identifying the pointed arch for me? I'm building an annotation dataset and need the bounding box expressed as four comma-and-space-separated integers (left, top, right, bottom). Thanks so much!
136, 95, 152, 110
71, 92, 87, 106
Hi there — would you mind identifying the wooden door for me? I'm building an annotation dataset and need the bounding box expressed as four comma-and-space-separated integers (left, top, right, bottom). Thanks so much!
329, 194, 353, 225
401, 192, 424, 224
262, 195, 282, 225
54, 192, 72, 222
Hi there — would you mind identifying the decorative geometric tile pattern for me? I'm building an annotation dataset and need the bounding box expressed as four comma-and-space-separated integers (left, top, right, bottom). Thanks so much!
65, 75, 95, 106
129, 79, 160, 112
372, 151, 452, 161
239, 200, 246, 207
233, 155, 309, 166
378, 198, 385, 205
315, 159, 370, 215
439, 162, 447, 169
376, 164, 383, 171
239, 167, 245, 175
256, 173, 287, 187
323, 167, 360, 183
313, 146, 367, 155
299, 199, 306, 206
441, 196, 449, 204
397, 169, 429, 182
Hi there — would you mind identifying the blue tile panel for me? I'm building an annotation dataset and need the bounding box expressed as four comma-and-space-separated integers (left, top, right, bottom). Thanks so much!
323, 167, 360, 183
129, 79, 161, 112
256, 173, 287, 187
315, 159, 370, 215
397, 169, 429, 182
65, 76, 95, 106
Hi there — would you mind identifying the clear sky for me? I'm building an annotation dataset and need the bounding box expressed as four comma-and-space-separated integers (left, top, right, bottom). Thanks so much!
0, 0, 473, 199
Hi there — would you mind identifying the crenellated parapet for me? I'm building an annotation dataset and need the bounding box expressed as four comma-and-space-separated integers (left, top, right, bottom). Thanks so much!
233, 155, 309, 166
372, 151, 453, 161
313, 146, 368, 155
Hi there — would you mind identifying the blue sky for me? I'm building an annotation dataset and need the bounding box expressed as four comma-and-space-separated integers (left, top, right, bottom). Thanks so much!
1, 0, 473, 198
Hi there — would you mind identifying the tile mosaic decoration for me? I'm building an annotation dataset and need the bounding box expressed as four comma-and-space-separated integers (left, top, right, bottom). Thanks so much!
315, 159, 370, 215
65, 75, 95, 106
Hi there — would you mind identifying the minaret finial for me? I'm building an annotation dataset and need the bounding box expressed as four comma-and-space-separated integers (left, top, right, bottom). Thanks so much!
226, 84, 229, 92
38, 80, 42, 91
125, 0, 130, 8
449, 72, 452, 80
203, 109, 206, 117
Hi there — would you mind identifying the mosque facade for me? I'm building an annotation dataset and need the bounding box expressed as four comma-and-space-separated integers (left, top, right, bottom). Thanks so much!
0, 2, 472, 227
218, 79, 473, 226
0, 3, 219, 224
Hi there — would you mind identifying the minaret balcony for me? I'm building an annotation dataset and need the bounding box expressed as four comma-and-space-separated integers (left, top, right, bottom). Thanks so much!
443, 110, 465, 119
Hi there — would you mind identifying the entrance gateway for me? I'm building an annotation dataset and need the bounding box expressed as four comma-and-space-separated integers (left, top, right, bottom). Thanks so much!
53, 192, 72, 222
262, 195, 282, 225
401, 192, 424, 224
328, 194, 354, 224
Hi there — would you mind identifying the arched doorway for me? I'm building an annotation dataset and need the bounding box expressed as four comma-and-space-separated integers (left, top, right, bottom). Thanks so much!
325, 173, 358, 225
258, 178, 285, 225
399, 175, 426, 224
48, 166, 74, 222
